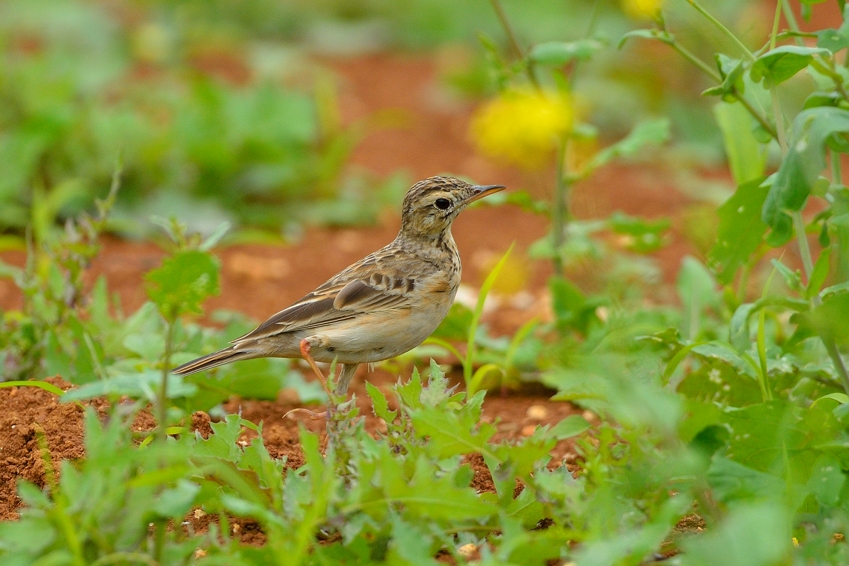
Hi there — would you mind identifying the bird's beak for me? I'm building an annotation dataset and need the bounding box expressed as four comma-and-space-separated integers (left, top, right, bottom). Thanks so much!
464, 184, 505, 204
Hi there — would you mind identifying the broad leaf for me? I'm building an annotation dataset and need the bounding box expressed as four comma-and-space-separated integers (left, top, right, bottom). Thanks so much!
763, 107, 849, 244
750, 46, 829, 86
708, 178, 769, 284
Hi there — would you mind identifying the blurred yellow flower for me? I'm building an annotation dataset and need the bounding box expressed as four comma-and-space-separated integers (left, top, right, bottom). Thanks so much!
621, 0, 664, 20
621, 0, 663, 20
470, 89, 572, 169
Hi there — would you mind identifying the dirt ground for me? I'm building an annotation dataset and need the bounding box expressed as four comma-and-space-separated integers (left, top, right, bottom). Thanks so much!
0, 53, 701, 530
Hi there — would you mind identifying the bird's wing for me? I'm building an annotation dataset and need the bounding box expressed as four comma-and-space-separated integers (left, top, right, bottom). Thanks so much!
232, 251, 421, 343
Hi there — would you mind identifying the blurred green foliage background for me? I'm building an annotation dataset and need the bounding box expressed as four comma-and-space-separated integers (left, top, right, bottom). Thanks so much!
0, 0, 760, 240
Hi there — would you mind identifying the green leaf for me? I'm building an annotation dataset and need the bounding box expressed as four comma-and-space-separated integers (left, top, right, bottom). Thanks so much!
607, 211, 670, 253
676, 256, 719, 339
529, 38, 606, 65
410, 393, 496, 459
430, 303, 472, 341
708, 178, 769, 284
817, 16, 849, 53
582, 118, 669, 174
144, 249, 220, 319
807, 246, 831, 298
771, 258, 804, 293
366, 381, 397, 423
714, 103, 768, 186
61, 371, 198, 402
795, 290, 849, 345
728, 296, 810, 351
548, 276, 600, 335
820, 279, 849, 300
725, 401, 806, 472
763, 107, 849, 245
153, 479, 200, 518
385, 517, 440, 566
806, 454, 845, 507
703, 54, 745, 100
750, 45, 829, 86
0, 381, 65, 396
618, 28, 674, 49
682, 500, 791, 566
545, 415, 590, 440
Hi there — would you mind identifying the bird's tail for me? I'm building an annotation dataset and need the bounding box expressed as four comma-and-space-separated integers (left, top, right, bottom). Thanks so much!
172, 347, 256, 376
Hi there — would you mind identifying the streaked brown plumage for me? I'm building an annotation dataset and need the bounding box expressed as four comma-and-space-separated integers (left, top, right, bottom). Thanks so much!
173, 176, 504, 396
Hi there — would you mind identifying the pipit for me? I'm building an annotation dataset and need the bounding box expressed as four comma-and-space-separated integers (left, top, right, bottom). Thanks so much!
173, 176, 504, 400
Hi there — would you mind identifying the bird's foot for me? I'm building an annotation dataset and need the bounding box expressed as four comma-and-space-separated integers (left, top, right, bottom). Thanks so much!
282, 407, 327, 421
299, 339, 335, 400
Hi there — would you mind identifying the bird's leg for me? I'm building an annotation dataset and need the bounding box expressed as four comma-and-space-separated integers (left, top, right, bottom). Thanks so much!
299, 339, 333, 400
335, 363, 359, 396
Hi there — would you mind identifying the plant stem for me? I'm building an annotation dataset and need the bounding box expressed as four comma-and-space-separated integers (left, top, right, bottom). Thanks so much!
687, 0, 755, 61
159, 317, 175, 443
734, 89, 778, 139
769, 0, 782, 51
780, 0, 801, 37
666, 37, 776, 138
792, 211, 814, 277
667, 40, 721, 81
824, 338, 849, 394
552, 139, 569, 277
488, 0, 540, 90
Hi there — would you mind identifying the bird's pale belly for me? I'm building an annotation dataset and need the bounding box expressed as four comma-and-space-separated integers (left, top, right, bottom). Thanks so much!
304, 300, 452, 364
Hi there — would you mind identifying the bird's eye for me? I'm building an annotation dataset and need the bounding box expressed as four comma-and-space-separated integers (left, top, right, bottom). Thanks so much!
434, 198, 451, 210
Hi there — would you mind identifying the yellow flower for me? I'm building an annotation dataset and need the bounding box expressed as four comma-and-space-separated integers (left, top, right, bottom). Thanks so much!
621, 0, 664, 20
470, 89, 572, 169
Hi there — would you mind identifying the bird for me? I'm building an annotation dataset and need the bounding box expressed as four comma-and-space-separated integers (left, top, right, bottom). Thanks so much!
172, 176, 505, 401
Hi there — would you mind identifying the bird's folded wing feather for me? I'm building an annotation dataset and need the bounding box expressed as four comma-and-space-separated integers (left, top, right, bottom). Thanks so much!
232, 269, 417, 343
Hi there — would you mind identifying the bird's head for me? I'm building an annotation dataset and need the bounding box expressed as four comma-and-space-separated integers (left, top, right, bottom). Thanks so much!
399, 176, 504, 240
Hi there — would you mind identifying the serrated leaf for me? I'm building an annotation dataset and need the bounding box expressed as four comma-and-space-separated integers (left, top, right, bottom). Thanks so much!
366, 381, 396, 423
410, 395, 496, 459
750, 45, 829, 85
709, 179, 769, 284
145, 249, 220, 318
386, 517, 440, 565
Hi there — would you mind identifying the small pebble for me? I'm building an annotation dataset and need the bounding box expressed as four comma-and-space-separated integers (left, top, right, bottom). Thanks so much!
581, 410, 599, 424
525, 404, 548, 421
458, 543, 479, 559
521, 424, 537, 437
193, 508, 205, 519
